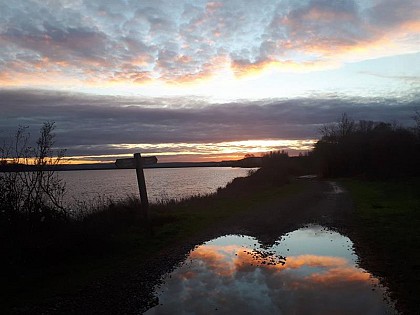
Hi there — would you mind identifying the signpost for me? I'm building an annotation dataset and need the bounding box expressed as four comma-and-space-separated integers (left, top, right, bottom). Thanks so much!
115, 153, 157, 233
134, 153, 150, 212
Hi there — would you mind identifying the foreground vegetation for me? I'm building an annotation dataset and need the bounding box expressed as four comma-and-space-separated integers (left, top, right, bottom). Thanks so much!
1, 149, 309, 312
342, 178, 420, 315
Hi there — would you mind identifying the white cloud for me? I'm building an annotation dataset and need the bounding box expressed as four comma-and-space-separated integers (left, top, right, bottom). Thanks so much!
0, 0, 418, 86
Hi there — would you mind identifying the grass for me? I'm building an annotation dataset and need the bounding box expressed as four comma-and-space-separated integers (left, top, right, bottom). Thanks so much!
342, 178, 420, 315
1, 172, 306, 312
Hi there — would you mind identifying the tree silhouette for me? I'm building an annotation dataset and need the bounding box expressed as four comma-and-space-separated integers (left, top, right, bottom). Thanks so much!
314, 113, 420, 178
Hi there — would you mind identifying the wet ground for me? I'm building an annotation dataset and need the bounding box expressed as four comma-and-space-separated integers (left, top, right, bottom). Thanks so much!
30, 179, 402, 314
145, 225, 396, 315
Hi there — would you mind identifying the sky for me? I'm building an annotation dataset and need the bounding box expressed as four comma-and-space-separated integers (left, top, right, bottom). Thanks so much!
0, 0, 419, 163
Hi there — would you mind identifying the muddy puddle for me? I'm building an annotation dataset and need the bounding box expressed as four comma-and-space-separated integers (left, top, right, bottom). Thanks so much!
145, 225, 397, 314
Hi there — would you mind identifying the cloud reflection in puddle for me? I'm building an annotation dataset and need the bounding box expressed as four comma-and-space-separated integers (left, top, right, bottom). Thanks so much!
145, 225, 396, 315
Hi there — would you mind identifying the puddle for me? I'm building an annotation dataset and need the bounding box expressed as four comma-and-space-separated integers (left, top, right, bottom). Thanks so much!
145, 225, 397, 315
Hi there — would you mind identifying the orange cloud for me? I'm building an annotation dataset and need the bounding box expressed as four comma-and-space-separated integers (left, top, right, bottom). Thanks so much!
308, 266, 375, 285
282, 255, 347, 269
190, 245, 239, 277
230, 58, 332, 78
182, 242, 382, 294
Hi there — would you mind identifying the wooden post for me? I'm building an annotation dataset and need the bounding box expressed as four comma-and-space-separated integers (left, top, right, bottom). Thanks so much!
134, 153, 149, 220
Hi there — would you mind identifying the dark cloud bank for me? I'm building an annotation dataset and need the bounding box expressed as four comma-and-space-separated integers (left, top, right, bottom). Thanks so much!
0, 89, 418, 158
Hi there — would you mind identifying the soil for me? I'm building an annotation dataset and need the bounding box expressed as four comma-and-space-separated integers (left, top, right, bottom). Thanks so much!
23, 179, 391, 314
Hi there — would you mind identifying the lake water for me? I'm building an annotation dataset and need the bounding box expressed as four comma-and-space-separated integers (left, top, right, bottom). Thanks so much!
145, 225, 397, 315
59, 167, 254, 205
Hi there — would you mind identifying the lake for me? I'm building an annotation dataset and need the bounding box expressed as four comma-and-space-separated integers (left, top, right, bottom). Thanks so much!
59, 167, 255, 205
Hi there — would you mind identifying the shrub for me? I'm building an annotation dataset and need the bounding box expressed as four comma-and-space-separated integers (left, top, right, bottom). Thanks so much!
0, 122, 67, 228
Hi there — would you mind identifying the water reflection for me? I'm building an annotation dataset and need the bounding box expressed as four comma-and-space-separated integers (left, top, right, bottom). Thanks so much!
145, 225, 396, 315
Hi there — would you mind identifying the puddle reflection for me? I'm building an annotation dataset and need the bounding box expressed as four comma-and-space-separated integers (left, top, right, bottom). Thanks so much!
145, 225, 396, 315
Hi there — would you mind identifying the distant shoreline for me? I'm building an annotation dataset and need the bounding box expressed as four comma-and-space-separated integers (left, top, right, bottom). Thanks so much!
0, 157, 263, 172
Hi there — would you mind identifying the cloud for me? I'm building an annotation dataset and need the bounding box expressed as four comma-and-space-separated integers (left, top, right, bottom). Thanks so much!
272, 0, 364, 50
367, 0, 420, 29
0, 89, 418, 160
145, 234, 391, 315
0, 0, 418, 86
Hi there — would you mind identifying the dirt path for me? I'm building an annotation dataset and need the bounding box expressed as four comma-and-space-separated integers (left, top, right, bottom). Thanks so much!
215, 179, 354, 244
33, 179, 356, 314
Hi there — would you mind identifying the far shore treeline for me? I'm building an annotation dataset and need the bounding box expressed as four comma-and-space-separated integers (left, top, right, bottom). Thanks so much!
0, 156, 264, 172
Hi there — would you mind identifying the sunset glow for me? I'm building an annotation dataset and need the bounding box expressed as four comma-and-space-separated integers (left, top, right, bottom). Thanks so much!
0, 0, 419, 162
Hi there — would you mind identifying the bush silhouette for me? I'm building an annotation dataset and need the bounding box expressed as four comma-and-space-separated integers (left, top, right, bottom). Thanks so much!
314, 114, 420, 178
0, 122, 67, 228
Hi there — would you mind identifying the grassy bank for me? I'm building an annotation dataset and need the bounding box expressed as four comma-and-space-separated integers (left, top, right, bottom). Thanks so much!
1, 169, 305, 312
342, 178, 420, 315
